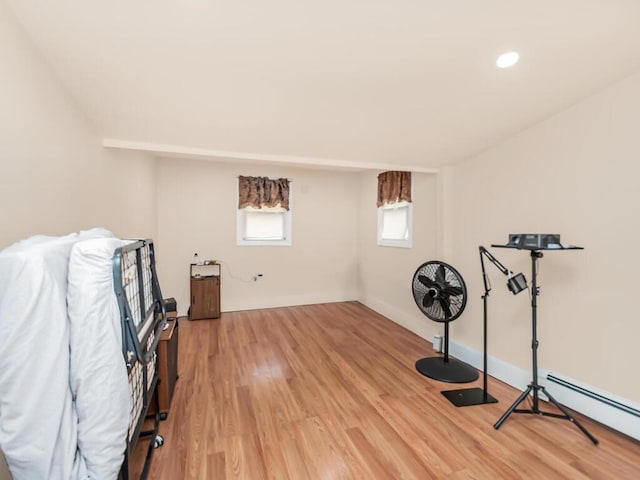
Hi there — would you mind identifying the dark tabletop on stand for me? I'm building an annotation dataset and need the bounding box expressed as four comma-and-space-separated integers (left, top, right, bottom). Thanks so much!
492, 244, 583, 251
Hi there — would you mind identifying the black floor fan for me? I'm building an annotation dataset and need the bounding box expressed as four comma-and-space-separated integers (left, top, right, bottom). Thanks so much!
412, 261, 478, 383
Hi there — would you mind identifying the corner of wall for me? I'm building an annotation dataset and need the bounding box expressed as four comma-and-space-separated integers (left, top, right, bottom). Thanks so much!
435, 166, 454, 262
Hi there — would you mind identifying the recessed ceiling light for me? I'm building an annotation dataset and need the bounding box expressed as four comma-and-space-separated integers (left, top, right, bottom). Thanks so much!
496, 51, 519, 69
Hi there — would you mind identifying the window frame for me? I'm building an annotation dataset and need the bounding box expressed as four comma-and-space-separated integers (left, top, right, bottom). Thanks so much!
236, 189, 293, 247
377, 200, 413, 249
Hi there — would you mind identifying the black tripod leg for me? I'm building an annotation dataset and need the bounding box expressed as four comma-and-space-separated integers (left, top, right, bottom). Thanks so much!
494, 385, 532, 430
541, 387, 599, 445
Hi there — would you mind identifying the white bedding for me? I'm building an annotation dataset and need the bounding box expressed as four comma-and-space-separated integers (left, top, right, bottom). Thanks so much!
67, 238, 132, 480
0, 229, 112, 480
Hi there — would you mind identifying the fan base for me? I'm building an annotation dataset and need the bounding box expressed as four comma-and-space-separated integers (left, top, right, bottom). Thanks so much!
441, 387, 498, 407
415, 357, 479, 383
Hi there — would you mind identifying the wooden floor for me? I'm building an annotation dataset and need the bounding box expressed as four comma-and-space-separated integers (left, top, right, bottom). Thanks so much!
146, 302, 640, 479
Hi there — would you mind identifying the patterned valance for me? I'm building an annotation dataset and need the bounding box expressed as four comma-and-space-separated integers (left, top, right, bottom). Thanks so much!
238, 176, 290, 211
377, 171, 412, 207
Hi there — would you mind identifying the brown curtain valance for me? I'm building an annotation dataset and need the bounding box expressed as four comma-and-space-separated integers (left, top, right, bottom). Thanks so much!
377, 171, 412, 207
238, 175, 290, 211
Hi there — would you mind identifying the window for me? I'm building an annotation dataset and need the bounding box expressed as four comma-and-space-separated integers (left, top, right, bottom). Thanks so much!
244, 208, 284, 240
378, 201, 412, 248
376, 170, 412, 248
237, 176, 292, 246
237, 205, 292, 246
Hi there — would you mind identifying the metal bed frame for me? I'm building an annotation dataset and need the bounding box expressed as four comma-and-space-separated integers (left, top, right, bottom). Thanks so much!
112, 239, 167, 479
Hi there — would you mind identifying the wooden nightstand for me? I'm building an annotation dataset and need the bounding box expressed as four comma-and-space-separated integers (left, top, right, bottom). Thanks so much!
190, 263, 221, 320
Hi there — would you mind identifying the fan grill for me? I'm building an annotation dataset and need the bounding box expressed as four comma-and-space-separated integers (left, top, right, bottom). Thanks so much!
412, 262, 467, 323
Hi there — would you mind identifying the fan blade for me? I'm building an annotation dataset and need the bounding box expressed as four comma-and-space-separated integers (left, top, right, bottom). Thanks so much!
418, 274, 437, 288
422, 294, 434, 309
439, 298, 452, 319
443, 285, 463, 297
436, 264, 446, 285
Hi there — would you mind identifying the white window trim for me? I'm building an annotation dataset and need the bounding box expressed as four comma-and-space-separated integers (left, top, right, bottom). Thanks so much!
377, 201, 413, 249
236, 187, 292, 247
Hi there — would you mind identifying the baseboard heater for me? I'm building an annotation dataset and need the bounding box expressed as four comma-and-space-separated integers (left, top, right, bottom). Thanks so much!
546, 373, 640, 418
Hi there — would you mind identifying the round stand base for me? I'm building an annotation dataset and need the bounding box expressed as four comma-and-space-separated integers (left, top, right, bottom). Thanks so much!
415, 356, 479, 383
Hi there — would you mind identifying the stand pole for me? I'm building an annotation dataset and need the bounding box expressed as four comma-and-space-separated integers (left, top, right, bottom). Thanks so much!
441, 248, 497, 407
531, 250, 541, 411
444, 321, 449, 362
493, 250, 598, 445
481, 290, 490, 399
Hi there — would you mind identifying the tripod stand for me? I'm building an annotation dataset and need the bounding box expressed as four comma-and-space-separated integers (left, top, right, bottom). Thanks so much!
492, 247, 599, 445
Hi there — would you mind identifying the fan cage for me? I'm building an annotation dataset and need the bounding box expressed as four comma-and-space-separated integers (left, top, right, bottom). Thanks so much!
412, 261, 467, 323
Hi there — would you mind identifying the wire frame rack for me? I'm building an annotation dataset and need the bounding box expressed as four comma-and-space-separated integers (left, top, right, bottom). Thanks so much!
113, 239, 166, 479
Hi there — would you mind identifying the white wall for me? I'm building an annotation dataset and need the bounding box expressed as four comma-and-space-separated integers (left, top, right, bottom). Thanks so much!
156, 158, 360, 315
358, 171, 441, 342
445, 70, 640, 403
0, 3, 156, 248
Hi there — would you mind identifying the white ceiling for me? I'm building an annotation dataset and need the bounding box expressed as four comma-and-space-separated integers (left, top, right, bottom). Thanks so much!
7, 0, 640, 170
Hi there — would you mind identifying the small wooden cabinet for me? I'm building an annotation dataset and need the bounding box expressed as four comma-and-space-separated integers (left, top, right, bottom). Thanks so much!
190, 263, 221, 320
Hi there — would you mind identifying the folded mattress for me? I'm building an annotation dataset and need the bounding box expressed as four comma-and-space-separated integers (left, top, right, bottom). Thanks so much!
67, 237, 133, 479
0, 228, 112, 479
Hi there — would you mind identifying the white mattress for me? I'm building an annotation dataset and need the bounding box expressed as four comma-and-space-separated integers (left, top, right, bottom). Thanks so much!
67, 237, 133, 480
0, 228, 112, 480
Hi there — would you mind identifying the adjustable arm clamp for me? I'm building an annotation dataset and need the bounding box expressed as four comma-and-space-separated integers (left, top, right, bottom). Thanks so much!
479, 246, 527, 295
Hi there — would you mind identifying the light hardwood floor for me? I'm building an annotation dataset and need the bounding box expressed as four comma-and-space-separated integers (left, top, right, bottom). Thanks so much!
145, 302, 640, 479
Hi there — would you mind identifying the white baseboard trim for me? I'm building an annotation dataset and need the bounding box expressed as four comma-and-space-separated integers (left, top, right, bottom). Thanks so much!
222, 292, 360, 313
358, 295, 434, 341
449, 341, 531, 391
450, 340, 640, 441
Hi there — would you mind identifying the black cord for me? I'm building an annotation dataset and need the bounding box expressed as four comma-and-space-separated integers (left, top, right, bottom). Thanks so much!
217, 261, 254, 283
